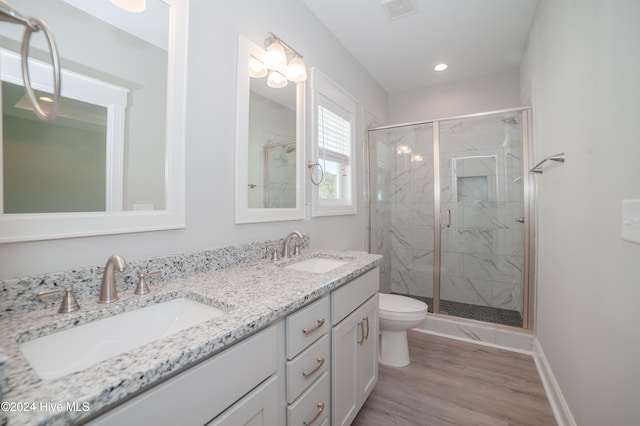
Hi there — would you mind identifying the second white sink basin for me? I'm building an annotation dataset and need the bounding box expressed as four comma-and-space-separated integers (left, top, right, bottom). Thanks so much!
285, 257, 348, 273
19, 297, 225, 379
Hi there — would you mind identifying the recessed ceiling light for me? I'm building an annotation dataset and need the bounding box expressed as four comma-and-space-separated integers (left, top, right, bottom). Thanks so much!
434, 63, 448, 72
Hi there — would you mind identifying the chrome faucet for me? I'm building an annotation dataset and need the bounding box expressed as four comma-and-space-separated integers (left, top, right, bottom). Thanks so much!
282, 231, 304, 259
99, 254, 127, 303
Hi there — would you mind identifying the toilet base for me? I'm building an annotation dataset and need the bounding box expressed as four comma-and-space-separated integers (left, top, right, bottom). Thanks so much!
379, 329, 410, 367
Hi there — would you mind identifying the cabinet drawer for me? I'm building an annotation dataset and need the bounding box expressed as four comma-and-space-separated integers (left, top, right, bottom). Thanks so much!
287, 372, 330, 426
286, 296, 330, 359
286, 334, 330, 403
89, 325, 279, 426
331, 267, 379, 325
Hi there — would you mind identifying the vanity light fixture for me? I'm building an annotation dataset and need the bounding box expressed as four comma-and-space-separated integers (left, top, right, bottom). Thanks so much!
111, 0, 146, 13
249, 33, 307, 88
248, 55, 268, 78
434, 63, 448, 72
265, 39, 287, 69
267, 70, 288, 88
286, 55, 307, 83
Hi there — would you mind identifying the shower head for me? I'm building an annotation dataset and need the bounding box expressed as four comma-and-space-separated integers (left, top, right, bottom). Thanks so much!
284, 146, 296, 153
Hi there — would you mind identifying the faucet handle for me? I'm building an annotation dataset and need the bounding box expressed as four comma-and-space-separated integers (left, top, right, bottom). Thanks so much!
266, 247, 280, 262
135, 271, 162, 295
293, 244, 301, 256
37, 287, 80, 314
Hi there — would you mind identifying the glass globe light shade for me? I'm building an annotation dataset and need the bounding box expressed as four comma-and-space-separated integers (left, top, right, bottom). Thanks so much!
286, 55, 307, 82
265, 41, 286, 69
267, 70, 288, 88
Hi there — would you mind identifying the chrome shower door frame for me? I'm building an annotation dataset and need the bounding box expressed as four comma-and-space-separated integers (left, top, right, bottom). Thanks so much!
366, 107, 534, 330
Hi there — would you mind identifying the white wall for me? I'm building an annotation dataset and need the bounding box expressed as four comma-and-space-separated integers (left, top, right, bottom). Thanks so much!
387, 68, 521, 123
0, 0, 387, 279
522, 1, 640, 424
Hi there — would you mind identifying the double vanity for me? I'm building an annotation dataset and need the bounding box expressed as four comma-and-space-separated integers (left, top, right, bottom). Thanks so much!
0, 244, 381, 425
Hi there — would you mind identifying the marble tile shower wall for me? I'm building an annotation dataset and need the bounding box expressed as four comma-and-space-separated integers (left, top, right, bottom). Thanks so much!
440, 117, 524, 313
370, 115, 524, 315
369, 130, 393, 294
264, 143, 296, 208
370, 123, 435, 299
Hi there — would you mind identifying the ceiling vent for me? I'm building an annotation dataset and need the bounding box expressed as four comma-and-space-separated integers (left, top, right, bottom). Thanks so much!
380, 0, 418, 21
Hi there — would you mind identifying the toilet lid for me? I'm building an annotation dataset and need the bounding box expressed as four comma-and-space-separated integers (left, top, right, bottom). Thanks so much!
379, 293, 428, 314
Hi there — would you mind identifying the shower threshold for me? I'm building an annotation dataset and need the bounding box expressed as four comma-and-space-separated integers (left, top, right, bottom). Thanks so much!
393, 293, 523, 328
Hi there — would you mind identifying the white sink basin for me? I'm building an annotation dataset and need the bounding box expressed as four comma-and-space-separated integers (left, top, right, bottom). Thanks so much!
19, 298, 225, 379
285, 257, 348, 273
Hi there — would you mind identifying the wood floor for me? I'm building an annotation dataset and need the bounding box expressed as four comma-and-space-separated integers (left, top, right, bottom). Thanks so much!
353, 331, 557, 426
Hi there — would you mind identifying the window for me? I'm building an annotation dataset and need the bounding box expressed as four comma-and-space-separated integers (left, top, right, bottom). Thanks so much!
311, 68, 358, 216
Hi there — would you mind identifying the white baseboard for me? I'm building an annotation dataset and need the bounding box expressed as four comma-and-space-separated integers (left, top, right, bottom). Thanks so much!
533, 338, 576, 426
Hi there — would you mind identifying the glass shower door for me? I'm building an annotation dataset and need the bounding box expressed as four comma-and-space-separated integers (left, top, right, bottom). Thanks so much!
369, 123, 435, 310
438, 113, 526, 327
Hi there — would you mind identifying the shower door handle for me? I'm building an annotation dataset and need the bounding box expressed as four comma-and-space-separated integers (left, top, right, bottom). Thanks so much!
515, 217, 525, 223
446, 209, 451, 228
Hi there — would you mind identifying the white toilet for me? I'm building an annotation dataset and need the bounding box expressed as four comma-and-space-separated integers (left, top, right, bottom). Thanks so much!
378, 293, 429, 367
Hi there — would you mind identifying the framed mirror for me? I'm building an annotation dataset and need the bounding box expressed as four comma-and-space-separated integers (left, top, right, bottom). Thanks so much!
0, 0, 187, 242
235, 35, 305, 224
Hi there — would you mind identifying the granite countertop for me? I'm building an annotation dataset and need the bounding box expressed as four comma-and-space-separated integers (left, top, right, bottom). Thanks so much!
0, 250, 381, 426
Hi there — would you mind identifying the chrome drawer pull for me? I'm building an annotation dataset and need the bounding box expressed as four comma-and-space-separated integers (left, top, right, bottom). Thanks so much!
363, 316, 370, 341
303, 402, 325, 426
303, 318, 325, 335
302, 357, 325, 379
357, 321, 365, 345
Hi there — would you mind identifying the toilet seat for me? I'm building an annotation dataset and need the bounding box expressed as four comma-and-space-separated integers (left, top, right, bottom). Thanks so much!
379, 293, 428, 322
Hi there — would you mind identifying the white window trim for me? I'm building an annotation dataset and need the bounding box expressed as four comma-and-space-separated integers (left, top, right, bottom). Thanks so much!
309, 67, 357, 217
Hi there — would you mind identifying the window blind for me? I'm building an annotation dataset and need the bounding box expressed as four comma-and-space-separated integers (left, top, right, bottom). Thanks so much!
318, 105, 350, 162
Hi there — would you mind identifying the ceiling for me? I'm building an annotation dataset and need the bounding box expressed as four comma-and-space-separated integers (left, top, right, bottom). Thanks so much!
302, 0, 538, 94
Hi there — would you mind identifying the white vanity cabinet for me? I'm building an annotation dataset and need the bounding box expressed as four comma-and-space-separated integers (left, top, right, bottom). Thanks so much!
88, 323, 282, 426
87, 266, 380, 426
285, 296, 331, 426
330, 267, 379, 426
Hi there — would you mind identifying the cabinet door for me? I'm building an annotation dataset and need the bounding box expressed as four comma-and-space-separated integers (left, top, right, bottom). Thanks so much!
331, 303, 363, 426
208, 376, 278, 426
357, 295, 378, 404
331, 295, 379, 426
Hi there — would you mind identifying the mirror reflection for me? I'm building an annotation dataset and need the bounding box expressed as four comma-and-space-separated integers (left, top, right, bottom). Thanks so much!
235, 34, 305, 224
248, 77, 297, 209
1, 0, 169, 214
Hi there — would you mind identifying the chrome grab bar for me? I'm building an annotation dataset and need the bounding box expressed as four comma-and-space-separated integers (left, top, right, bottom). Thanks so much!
0, 1, 61, 121
530, 153, 565, 174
